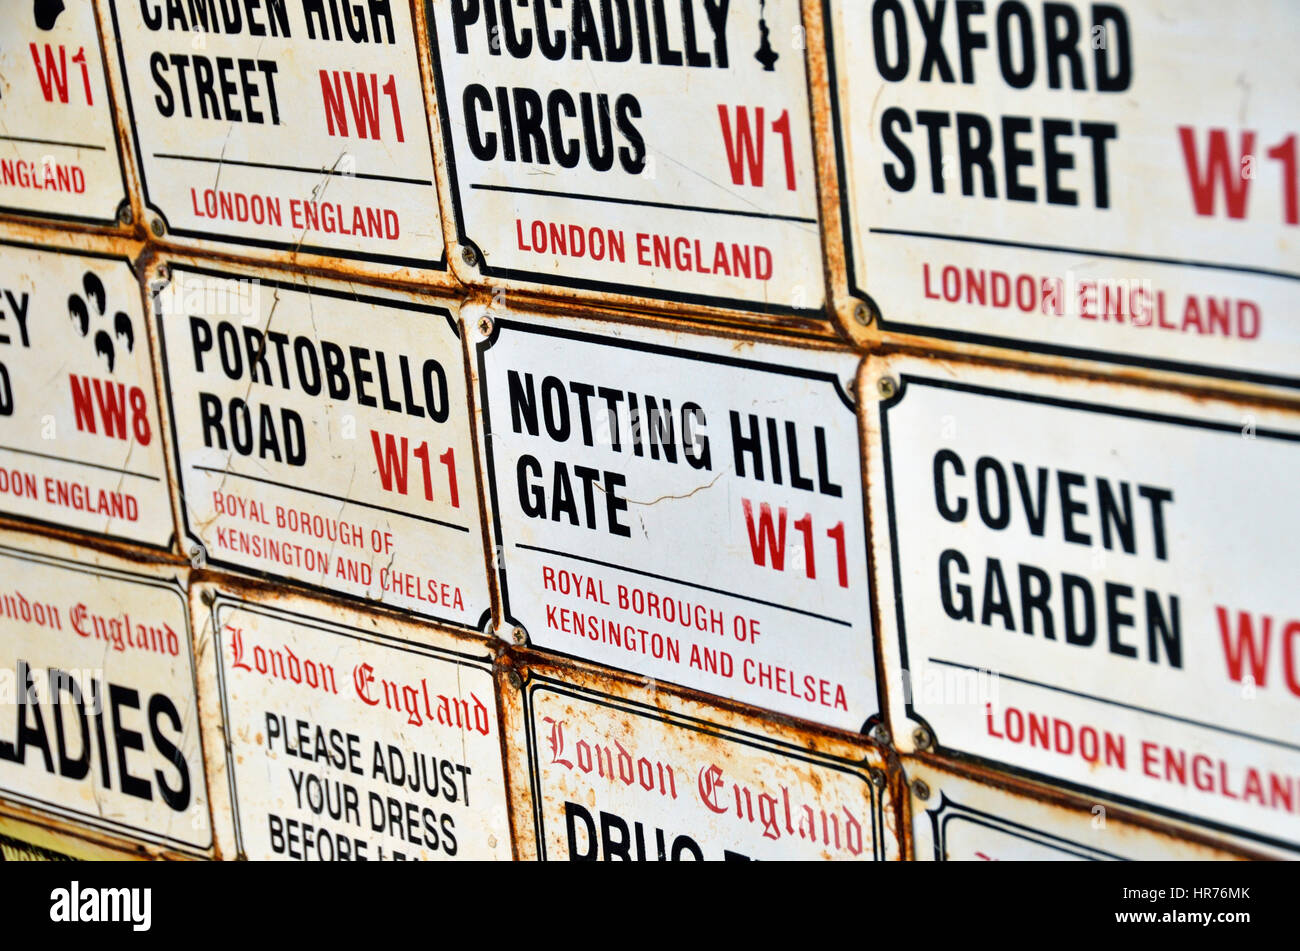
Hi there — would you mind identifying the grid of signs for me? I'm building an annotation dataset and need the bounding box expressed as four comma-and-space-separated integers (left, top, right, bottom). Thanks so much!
0, 0, 1289, 862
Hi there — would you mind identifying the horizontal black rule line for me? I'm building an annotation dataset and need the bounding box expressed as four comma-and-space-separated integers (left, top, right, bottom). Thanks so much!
931, 657, 1300, 753
192, 466, 470, 533
869, 228, 1300, 282
152, 153, 433, 186
471, 183, 818, 224
516, 542, 852, 627
0, 445, 161, 481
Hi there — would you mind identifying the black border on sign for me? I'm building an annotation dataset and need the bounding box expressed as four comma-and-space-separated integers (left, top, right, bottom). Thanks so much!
154, 263, 486, 630
521, 673, 885, 861
880, 371, 1300, 854
0, 3, 131, 227
475, 317, 880, 733
0, 238, 175, 552
820, 1, 1300, 391
206, 593, 502, 860
927, 792, 1123, 862
425, 0, 827, 320
0, 543, 212, 855
104, 0, 448, 273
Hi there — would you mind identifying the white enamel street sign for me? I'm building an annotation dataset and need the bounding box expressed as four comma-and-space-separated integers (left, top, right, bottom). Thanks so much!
0, 240, 173, 548
196, 589, 511, 860
827, 0, 1300, 387
105, 0, 446, 272
0, 1, 128, 225
515, 669, 896, 860
906, 760, 1248, 861
472, 307, 874, 732
429, 0, 826, 316
156, 265, 489, 627
0, 536, 210, 855
866, 355, 1300, 855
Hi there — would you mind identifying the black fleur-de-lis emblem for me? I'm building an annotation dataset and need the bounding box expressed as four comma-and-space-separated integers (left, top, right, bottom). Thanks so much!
68, 271, 133, 375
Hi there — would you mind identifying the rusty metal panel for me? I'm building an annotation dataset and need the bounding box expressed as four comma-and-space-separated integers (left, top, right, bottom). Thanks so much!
99, 0, 451, 284
0, 2, 131, 228
466, 302, 876, 732
0, 232, 175, 549
0, 808, 159, 861
0, 526, 212, 858
0, 833, 77, 862
427, 0, 830, 325
824, 1, 1299, 389
800, 0, 869, 349
904, 756, 1260, 861
190, 579, 513, 860
152, 258, 492, 627
863, 352, 1300, 858
500, 656, 901, 860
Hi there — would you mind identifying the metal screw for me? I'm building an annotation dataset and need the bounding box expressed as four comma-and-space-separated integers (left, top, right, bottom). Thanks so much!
853, 301, 872, 326
511, 626, 526, 645
506, 671, 522, 690
877, 376, 898, 400
460, 245, 478, 267
868, 724, 892, 747
869, 767, 886, 789
477, 315, 493, 338
117, 206, 134, 226
200, 589, 216, 606
912, 779, 931, 801
188, 544, 205, 568
150, 218, 165, 238
912, 726, 932, 751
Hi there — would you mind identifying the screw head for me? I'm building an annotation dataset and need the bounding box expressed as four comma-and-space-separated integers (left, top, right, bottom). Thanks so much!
912, 726, 932, 750
511, 626, 526, 645
912, 779, 931, 801
869, 767, 886, 789
877, 376, 898, 400
868, 724, 892, 747
477, 315, 493, 338
117, 206, 134, 226
200, 589, 216, 607
460, 245, 478, 267
506, 670, 523, 690
853, 301, 872, 326
187, 544, 205, 568
150, 217, 165, 238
